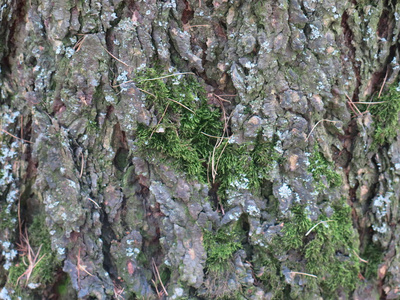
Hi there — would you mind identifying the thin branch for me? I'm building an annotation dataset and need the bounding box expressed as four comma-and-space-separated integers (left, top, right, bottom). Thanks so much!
101, 45, 130, 67
115, 72, 196, 87
290, 271, 318, 278
79, 152, 84, 178
88, 198, 101, 209
345, 93, 362, 116
213, 93, 232, 103
138, 88, 195, 114
152, 279, 162, 298
113, 281, 125, 300
152, 259, 168, 297
150, 103, 170, 139
305, 220, 335, 236
76, 247, 94, 285
73, 35, 87, 52
353, 249, 368, 263
16, 228, 46, 287
352, 101, 386, 104
306, 119, 337, 141
1, 128, 33, 144
139, 72, 195, 82
201, 132, 231, 139
213, 138, 230, 182
378, 69, 389, 98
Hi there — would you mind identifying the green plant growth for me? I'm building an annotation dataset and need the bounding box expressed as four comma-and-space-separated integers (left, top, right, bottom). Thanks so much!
7, 215, 60, 289
280, 203, 360, 296
135, 68, 223, 179
202, 224, 244, 299
203, 225, 242, 274
0, 202, 17, 231
135, 68, 279, 202
308, 145, 342, 192
215, 134, 280, 198
362, 241, 384, 280
370, 83, 400, 146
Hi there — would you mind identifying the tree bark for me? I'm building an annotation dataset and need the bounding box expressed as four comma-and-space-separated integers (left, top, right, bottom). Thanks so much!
1, 0, 400, 299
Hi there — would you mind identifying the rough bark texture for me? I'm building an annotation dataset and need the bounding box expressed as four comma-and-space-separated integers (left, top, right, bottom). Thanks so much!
1, 0, 400, 299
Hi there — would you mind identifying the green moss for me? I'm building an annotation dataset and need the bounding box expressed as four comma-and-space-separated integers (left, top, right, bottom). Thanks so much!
370, 83, 400, 146
362, 241, 384, 280
56, 276, 71, 296
216, 134, 280, 198
281, 203, 360, 296
0, 203, 17, 231
308, 145, 342, 192
203, 225, 242, 274
87, 119, 99, 132
255, 253, 285, 299
135, 68, 223, 180
135, 68, 280, 204
202, 222, 244, 299
7, 215, 60, 289
254, 201, 360, 298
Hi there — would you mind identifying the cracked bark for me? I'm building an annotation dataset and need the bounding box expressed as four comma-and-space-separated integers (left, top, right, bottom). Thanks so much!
1, 0, 400, 299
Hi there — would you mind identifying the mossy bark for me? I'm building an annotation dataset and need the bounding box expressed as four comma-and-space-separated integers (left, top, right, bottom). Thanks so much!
1, 0, 400, 299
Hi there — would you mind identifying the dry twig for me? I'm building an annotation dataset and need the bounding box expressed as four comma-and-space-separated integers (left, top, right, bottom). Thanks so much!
79, 152, 84, 178
139, 72, 195, 82
305, 220, 335, 236
150, 103, 170, 139
306, 119, 338, 141
1, 128, 33, 144
113, 281, 125, 300
88, 198, 101, 209
290, 271, 318, 278
345, 93, 363, 116
353, 249, 368, 263
152, 259, 168, 298
73, 35, 87, 52
76, 247, 94, 288
138, 88, 195, 114
16, 228, 46, 286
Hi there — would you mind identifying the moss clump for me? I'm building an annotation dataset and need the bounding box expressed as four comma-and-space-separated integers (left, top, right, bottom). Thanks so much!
308, 145, 342, 192
370, 84, 400, 146
135, 68, 223, 180
203, 225, 242, 273
362, 241, 384, 280
135, 68, 280, 203
254, 252, 285, 299
216, 134, 280, 198
0, 203, 17, 231
281, 203, 360, 296
202, 225, 244, 299
7, 215, 60, 289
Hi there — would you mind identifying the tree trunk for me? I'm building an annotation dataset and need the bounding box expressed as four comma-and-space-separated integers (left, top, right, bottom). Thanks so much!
1, 0, 400, 299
